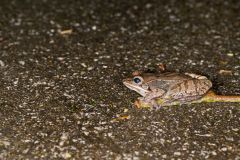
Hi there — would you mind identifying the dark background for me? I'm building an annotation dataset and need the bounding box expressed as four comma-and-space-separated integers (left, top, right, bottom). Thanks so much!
0, 0, 240, 159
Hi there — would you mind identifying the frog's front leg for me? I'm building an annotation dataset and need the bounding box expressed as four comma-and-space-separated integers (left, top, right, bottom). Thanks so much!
135, 89, 165, 108
144, 89, 165, 101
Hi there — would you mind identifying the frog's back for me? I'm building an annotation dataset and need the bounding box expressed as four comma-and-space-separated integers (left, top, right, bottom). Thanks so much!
142, 72, 212, 101
142, 72, 191, 82
146, 72, 212, 101
156, 72, 192, 80
144, 72, 196, 93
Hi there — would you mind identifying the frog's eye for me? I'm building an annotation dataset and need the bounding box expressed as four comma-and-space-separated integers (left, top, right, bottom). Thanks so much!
133, 76, 143, 85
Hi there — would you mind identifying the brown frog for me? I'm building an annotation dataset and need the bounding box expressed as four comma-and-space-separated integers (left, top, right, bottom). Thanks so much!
123, 65, 240, 108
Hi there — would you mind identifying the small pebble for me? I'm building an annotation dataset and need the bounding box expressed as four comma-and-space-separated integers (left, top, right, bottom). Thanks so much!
92, 26, 97, 30
18, 61, 25, 65
0, 60, 5, 66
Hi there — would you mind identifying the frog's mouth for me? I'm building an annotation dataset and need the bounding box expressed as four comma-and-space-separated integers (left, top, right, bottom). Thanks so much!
123, 81, 149, 97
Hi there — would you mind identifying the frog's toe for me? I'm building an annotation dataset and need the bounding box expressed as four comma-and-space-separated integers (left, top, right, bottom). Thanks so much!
134, 99, 152, 109
151, 101, 161, 109
134, 100, 141, 108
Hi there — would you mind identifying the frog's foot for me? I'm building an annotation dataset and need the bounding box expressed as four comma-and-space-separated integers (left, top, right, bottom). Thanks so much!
134, 99, 141, 108
150, 100, 161, 109
134, 97, 152, 109
134, 100, 152, 108
139, 98, 162, 109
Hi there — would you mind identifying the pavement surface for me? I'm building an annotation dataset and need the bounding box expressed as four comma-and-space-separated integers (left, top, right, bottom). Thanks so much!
0, 0, 240, 159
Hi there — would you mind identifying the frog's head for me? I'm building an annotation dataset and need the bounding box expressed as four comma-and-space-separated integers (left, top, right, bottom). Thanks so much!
123, 71, 155, 96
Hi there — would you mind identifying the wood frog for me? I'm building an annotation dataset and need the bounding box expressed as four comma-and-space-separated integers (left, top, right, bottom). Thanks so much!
123, 65, 240, 108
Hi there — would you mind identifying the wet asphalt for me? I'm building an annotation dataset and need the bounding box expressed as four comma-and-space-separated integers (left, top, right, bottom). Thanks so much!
0, 0, 240, 159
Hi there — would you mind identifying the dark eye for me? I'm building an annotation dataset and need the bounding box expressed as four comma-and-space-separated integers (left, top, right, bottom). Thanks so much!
133, 77, 142, 84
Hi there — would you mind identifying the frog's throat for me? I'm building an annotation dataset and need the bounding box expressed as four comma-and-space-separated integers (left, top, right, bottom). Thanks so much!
123, 82, 149, 96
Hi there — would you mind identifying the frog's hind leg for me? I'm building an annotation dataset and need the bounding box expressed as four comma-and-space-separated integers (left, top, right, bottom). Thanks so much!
201, 90, 240, 103
167, 78, 212, 102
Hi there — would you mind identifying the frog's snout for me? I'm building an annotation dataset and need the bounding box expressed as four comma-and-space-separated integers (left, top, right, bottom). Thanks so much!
122, 78, 132, 84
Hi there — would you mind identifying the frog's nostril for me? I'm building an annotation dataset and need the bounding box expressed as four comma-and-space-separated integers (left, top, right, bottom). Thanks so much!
123, 79, 131, 85
123, 78, 130, 82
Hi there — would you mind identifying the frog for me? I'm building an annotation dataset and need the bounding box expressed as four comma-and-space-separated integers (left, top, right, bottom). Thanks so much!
123, 65, 240, 108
